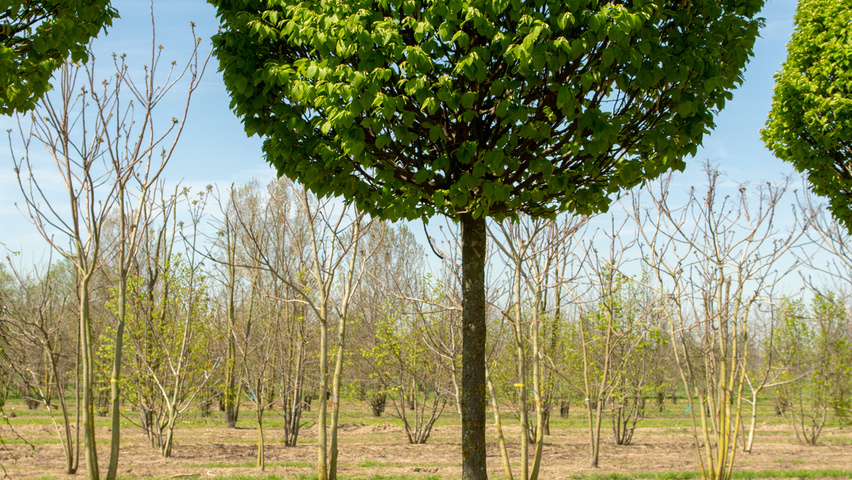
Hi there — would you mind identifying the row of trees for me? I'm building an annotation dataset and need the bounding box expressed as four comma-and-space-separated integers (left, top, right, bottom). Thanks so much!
3, 161, 851, 480
3, 2, 850, 480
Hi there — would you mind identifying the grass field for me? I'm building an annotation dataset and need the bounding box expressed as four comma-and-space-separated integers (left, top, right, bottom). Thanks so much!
1, 394, 850, 480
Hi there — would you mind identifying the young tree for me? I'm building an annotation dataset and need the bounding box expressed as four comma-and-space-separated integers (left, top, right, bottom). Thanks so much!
634, 168, 800, 480
209, 2, 765, 477
98, 16, 210, 478
8, 8, 209, 474
762, 0, 852, 232
233, 179, 374, 478
489, 216, 574, 479
572, 247, 656, 466
0, 0, 118, 114
12, 61, 119, 480
0, 259, 78, 473
361, 304, 448, 444
119, 187, 219, 458
226, 179, 314, 447
774, 294, 851, 445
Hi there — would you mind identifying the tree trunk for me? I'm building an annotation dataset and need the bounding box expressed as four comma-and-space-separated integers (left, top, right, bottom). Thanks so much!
225, 251, 239, 429
317, 320, 329, 480
105, 274, 126, 480
461, 213, 487, 480
512, 259, 529, 480
328, 312, 347, 480
486, 367, 513, 480
80, 275, 99, 480
744, 389, 760, 453
257, 404, 265, 470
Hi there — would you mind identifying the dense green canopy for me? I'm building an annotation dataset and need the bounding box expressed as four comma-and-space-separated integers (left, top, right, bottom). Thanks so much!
763, 0, 852, 232
210, 0, 763, 222
1, 0, 118, 114
210, 2, 764, 478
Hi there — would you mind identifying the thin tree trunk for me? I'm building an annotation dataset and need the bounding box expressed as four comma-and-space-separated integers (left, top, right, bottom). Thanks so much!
80, 275, 99, 480
257, 388, 265, 470
225, 240, 239, 429
486, 367, 513, 480
317, 319, 329, 480
512, 258, 529, 480
328, 315, 346, 480
461, 213, 487, 480
530, 291, 545, 480
105, 273, 126, 480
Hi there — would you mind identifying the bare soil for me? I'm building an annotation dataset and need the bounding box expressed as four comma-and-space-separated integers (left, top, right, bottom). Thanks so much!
2, 407, 851, 480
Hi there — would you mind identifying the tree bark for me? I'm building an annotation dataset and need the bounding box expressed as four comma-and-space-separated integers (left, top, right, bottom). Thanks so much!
80, 274, 99, 480
105, 271, 126, 480
461, 213, 487, 480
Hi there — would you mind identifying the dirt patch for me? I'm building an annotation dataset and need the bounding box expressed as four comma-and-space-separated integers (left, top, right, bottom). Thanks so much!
2, 411, 850, 479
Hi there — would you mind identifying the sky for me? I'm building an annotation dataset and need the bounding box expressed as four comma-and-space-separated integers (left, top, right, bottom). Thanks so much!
0, 0, 802, 266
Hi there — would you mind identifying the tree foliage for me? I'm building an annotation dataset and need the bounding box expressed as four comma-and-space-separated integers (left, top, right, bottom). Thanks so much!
0, 0, 118, 114
762, 0, 852, 232
210, 0, 764, 221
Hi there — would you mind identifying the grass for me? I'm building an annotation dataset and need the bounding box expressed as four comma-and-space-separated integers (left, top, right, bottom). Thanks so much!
293, 475, 440, 480
4, 395, 852, 480
568, 469, 852, 480
820, 435, 852, 444
357, 460, 400, 468
188, 460, 314, 468
18, 469, 852, 480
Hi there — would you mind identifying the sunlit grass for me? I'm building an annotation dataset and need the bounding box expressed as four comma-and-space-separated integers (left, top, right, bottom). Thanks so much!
568, 468, 852, 479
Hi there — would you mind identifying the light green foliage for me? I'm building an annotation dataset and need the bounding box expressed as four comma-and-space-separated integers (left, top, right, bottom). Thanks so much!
762, 0, 852, 232
811, 293, 852, 421
569, 269, 661, 391
360, 301, 448, 443
210, 0, 764, 222
774, 293, 851, 444
105, 254, 217, 427
0, 0, 118, 114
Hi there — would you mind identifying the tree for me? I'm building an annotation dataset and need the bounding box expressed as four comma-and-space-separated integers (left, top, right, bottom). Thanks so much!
0, 259, 78, 473
209, 1, 765, 477
9, 12, 209, 474
489, 216, 573, 479
0, 0, 118, 114
233, 179, 373, 478
762, 0, 852, 232
774, 293, 851, 445
635, 168, 800, 480
119, 190, 220, 458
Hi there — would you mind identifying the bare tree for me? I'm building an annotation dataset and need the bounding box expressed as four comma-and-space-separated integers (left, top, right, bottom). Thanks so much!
97, 12, 210, 478
233, 178, 374, 480
0, 259, 78, 473
633, 166, 800, 480
11, 59, 119, 480
7, 4, 209, 475
572, 220, 656, 467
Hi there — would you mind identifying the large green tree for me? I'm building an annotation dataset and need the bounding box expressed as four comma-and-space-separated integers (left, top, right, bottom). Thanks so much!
0, 0, 118, 114
763, 0, 852, 231
209, 0, 763, 478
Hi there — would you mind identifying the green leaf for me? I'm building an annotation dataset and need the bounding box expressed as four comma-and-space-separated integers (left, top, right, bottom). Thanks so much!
376, 134, 392, 150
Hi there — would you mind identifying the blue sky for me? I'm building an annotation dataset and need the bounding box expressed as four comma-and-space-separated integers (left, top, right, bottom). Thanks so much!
1, 0, 801, 263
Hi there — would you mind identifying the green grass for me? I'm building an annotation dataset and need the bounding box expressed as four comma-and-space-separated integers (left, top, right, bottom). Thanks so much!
357, 460, 400, 468
568, 469, 852, 480
294, 475, 440, 480
187, 460, 314, 468
27, 475, 441, 480
21, 469, 852, 480
820, 435, 852, 444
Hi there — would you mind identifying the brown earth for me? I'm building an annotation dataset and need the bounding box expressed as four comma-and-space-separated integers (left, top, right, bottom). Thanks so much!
1, 408, 851, 480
